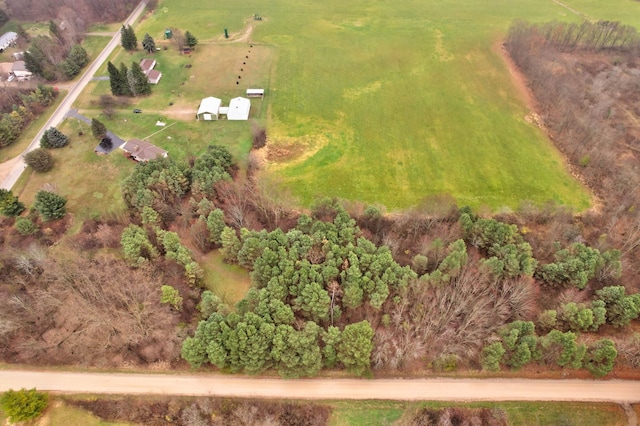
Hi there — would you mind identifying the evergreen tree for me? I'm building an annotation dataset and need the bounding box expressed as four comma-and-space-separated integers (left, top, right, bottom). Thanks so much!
107, 61, 121, 95
62, 44, 89, 78
91, 118, 107, 140
0, 189, 26, 217
40, 127, 68, 148
33, 190, 67, 220
142, 33, 156, 53
128, 61, 151, 96
120, 25, 137, 50
119, 62, 132, 96
185, 31, 198, 48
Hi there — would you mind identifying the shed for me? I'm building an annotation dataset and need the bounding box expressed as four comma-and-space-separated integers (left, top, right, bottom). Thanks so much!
246, 88, 264, 98
140, 58, 156, 74
197, 96, 222, 121
147, 69, 162, 84
227, 97, 251, 120
0, 32, 17, 52
121, 139, 168, 162
12, 51, 24, 61
12, 61, 32, 79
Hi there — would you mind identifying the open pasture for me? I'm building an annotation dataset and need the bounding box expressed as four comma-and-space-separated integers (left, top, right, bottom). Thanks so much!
135, 0, 640, 210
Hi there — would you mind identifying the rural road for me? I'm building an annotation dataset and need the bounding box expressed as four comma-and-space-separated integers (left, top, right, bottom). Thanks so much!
0, 1, 148, 190
1, 370, 640, 403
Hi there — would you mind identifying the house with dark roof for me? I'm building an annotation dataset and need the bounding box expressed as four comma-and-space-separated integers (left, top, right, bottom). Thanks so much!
121, 139, 167, 162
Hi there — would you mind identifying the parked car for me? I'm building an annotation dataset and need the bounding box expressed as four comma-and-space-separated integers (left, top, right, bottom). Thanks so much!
133, 109, 142, 113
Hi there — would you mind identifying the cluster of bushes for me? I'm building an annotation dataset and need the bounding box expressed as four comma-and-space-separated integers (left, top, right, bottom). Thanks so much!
481, 321, 618, 377
24, 21, 89, 81
0, 85, 56, 148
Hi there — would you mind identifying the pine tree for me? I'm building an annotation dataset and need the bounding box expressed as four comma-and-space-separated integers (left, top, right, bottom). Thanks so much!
142, 33, 156, 53
34, 190, 67, 220
107, 61, 121, 96
128, 61, 151, 96
119, 62, 132, 96
185, 31, 198, 48
91, 118, 107, 140
120, 25, 137, 50
40, 127, 68, 148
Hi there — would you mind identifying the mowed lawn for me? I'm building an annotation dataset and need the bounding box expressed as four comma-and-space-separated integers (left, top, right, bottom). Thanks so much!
135, 0, 640, 211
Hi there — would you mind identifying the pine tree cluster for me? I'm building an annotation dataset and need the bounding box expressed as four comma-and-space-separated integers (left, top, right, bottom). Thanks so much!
107, 61, 151, 97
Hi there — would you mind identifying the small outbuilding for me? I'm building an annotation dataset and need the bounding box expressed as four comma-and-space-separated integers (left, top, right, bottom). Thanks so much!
197, 96, 222, 121
12, 61, 32, 79
227, 97, 251, 121
140, 58, 156, 74
246, 88, 264, 98
0, 32, 17, 52
147, 69, 162, 84
121, 139, 167, 162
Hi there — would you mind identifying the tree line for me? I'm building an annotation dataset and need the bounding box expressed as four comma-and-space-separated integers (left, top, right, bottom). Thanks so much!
23, 20, 89, 81
507, 19, 640, 53
0, 85, 57, 149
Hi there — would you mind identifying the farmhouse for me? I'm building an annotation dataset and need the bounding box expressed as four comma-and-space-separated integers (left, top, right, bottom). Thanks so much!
0, 32, 17, 52
121, 138, 167, 162
197, 96, 222, 121
140, 58, 156, 74
147, 69, 162, 84
12, 61, 32, 80
246, 88, 264, 98
227, 97, 251, 120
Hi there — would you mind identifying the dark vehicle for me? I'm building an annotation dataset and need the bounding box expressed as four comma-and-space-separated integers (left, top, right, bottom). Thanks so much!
133, 109, 142, 113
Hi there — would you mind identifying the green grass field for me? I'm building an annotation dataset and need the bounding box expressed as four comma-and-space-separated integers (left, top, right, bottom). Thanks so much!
68, 0, 640, 211
127, 0, 640, 211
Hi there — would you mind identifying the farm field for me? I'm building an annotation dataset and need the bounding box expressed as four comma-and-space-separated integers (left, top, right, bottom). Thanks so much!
126, 0, 640, 211
66, 0, 640, 211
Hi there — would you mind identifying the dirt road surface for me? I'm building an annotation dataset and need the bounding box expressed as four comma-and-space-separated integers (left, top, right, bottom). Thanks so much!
0, 1, 148, 190
1, 370, 639, 403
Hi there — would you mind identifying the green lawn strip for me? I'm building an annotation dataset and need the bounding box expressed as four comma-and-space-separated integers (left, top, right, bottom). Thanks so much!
201, 250, 251, 307
0, 90, 67, 163
82, 35, 112, 63
329, 400, 406, 426
16, 118, 133, 223
87, 23, 123, 33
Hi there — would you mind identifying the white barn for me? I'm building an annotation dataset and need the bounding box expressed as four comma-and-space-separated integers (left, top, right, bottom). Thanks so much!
197, 97, 222, 121
0, 32, 17, 52
227, 97, 251, 121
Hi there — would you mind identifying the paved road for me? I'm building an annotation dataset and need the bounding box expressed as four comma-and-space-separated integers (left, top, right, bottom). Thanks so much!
0, 1, 148, 190
1, 370, 639, 403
